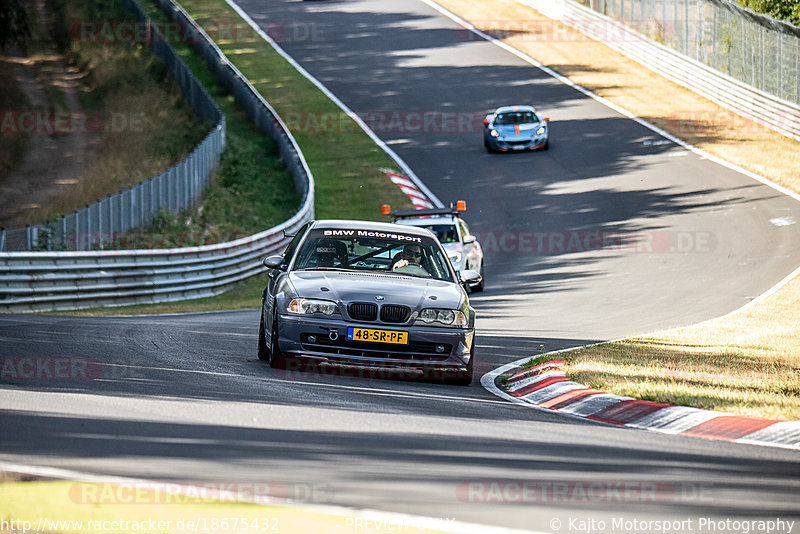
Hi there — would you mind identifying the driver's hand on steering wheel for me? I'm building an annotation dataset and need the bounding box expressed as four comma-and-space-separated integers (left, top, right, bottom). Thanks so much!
392, 259, 410, 271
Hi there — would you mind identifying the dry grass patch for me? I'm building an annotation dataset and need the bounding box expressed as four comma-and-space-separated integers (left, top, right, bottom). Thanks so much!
567, 274, 800, 420
1, 480, 455, 534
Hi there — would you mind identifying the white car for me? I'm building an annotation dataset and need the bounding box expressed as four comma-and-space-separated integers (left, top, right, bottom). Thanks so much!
391, 203, 484, 292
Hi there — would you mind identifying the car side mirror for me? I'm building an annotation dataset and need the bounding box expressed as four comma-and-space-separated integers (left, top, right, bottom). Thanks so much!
263, 255, 285, 270
460, 270, 481, 285
544, 117, 550, 122
463, 234, 476, 244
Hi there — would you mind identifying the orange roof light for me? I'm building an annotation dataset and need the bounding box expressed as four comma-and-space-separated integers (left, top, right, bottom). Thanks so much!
455, 200, 466, 212
381, 204, 391, 215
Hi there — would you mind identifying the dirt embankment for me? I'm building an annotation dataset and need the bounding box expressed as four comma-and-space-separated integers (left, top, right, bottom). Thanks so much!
0, 0, 101, 228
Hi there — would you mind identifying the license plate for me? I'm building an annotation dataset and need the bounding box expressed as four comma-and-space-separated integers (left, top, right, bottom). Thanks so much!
348, 327, 408, 345
512, 144, 526, 150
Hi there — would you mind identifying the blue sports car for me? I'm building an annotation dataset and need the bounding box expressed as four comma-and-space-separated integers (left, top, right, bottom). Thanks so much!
483, 105, 549, 152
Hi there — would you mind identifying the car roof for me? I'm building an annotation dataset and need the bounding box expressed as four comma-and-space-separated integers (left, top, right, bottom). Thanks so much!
311, 219, 436, 238
494, 105, 536, 114
395, 216, 459, 226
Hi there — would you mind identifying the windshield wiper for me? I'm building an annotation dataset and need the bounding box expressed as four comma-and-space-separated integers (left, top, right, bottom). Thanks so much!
295, 267, 352, 272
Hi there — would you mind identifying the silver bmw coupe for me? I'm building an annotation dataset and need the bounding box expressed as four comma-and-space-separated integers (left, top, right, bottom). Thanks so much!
258, 220, 480, 385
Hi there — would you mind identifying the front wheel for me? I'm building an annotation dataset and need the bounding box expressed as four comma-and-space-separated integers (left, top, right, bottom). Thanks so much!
257, 311, 270, 361
472, 262, 485, 293
449, 355, 474, 386
443, 345, 474, 386
269, 316, 287, 369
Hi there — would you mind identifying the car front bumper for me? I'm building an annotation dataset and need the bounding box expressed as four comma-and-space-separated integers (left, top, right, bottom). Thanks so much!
487, 134, 548, 151
276, 314, 474, 370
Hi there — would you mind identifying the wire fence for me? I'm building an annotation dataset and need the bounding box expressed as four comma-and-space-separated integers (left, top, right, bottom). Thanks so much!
0, 0, 225, 252
580, 0, 800, 106
152, 0, 312, 202
0, 0, 315, 312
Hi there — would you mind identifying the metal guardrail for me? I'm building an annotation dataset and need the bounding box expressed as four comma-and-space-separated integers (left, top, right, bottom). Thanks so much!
522, 0, 800, 141
0, 0, 226, 252
0, 0, 315, 313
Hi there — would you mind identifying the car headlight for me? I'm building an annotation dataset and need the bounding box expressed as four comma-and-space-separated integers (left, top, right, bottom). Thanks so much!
490, 129, 499, 137
416, 308, 468, 327
448, 251, 462, 264
287, 298, 338, 316
536, 126, 546, 135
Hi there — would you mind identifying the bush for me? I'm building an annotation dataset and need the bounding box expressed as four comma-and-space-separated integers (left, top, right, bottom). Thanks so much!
737, 0, 800, 26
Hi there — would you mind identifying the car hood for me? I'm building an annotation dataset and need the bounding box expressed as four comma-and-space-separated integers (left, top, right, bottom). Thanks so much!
492, 122, 543, 139
288, 271, 465, 309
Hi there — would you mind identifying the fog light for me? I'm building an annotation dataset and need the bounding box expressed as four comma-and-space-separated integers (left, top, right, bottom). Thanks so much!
435, 344, 446, 353
308, 334, 317, 343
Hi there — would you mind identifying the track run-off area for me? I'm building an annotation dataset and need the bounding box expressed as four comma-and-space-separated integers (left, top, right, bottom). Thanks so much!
2, 0, 800, 532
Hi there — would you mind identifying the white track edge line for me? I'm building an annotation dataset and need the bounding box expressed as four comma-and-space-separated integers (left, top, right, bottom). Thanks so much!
421, 0, 800, 205
435, 0, 800, 444
223, 0, 443, 209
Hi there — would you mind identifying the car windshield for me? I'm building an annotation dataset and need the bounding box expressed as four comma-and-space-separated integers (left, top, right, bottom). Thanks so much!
292, 229, 455, 281
495, 111, 537, 125
404, 223, 458, 244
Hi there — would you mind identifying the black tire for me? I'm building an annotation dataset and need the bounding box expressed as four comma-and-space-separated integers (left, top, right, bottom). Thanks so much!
257, 311, 270, 361
446, 353, 474, 386
472, 262, 485, 293
543, 139, 549, 151
268, 315, 287, 369
440, 341, 474, 385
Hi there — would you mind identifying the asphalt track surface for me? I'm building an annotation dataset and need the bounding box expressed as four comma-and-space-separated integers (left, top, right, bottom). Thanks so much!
2, 0, 800, 532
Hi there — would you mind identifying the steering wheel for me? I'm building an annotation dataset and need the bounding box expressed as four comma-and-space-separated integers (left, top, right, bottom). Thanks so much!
393, 263, 431, 277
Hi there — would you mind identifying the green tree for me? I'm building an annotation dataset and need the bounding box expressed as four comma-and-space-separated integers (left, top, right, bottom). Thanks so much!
737, 0, 800, 26
0, 0, 30, 49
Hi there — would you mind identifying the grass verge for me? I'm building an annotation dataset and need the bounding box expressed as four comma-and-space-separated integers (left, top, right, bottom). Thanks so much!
0, 480, 453, 534
171, 0, 412, 220
437, 0, 800, 421
517, 273, 800, 420
113, 0, 301, 248
564, 274, 800, 420
53, 0, 412, 315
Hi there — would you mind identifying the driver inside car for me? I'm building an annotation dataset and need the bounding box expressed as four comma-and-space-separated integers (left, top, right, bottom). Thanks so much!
392, 244, 428, 275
